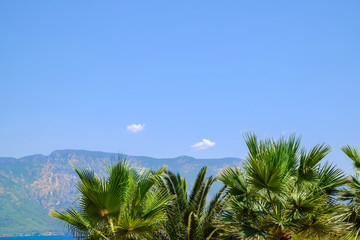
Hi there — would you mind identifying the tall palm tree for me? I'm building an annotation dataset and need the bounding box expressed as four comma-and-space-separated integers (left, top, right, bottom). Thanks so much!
218, 133, 345, 240
159, 167, 227, 240
50, 159, 173, 240
339, 145, 360, 239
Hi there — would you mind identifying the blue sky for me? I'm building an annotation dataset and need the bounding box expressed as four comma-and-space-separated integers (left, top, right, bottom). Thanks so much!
0, 1, 359, 172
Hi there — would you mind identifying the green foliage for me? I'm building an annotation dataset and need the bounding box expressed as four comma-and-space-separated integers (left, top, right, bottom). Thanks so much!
0, 174, 62, 235
218, 133, 346, 240
339, 146, 360, 239
159, 167, 227, 240
6, 140, 360, 239
0, 193, 61, 235
50, 159, 173, 240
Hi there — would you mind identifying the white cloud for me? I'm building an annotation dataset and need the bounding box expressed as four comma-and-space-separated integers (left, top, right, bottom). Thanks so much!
191, 138, 216, 150
126, 124, 145, 133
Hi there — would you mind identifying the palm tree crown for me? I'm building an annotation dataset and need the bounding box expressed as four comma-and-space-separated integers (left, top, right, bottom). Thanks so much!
218, 133, 345, 240
339, 145, 360, 239
159, 167, 227, 240
50, 159, 173, 240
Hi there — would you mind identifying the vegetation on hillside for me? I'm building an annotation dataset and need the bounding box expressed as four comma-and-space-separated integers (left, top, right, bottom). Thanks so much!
51, 134, 360, 239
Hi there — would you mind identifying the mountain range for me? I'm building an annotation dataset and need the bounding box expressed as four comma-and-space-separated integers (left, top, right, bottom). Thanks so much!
0, 150, 241, 236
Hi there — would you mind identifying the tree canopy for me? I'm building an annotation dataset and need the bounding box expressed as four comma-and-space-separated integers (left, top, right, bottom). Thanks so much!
51, 134, 360, 240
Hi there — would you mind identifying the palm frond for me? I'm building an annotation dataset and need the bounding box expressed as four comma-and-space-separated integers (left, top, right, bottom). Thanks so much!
342, 145, 360, 173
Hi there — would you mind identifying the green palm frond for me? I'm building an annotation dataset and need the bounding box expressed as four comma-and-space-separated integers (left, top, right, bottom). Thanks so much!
218, 166, 249, 198
294, 204, 345, 239
161, 167, 225, 240
244, 152, 286, 193
50, 208, 107, 239
316, 162, 346, 197
298, 144, 331, 182
342, 145, 360, 173
143, 189, 174, 220
243, 134, 302, 194
339, 146, 360, 239
287, 185, 325, 218
188, 167, 207, 207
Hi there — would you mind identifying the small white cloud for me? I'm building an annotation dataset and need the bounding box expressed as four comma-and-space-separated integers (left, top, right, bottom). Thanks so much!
191, 138, 216, 150
126, 123, 145, 133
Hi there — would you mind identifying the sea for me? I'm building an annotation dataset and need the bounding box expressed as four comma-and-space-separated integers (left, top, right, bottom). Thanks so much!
0, 237, 73, 240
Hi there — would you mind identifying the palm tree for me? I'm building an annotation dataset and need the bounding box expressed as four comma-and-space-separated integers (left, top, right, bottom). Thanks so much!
159, 167, 227, 240
218, 133, 345, 239
339, 145, 360, 239
50, 159, 173, 240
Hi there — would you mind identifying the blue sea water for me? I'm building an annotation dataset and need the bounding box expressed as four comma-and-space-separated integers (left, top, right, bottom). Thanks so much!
0, 237, 73, 240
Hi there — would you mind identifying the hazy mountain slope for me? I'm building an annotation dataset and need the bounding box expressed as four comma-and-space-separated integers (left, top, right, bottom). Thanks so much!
0, 150, 241, 236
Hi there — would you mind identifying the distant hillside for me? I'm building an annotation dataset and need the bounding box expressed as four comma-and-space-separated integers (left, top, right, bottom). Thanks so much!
0, 150, 241, 236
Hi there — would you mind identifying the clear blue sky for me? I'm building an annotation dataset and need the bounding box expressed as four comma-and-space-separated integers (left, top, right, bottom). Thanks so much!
1, 1, 359, 172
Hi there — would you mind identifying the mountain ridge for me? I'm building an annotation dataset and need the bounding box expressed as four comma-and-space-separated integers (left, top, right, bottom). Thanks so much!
3, 149, 238, 161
